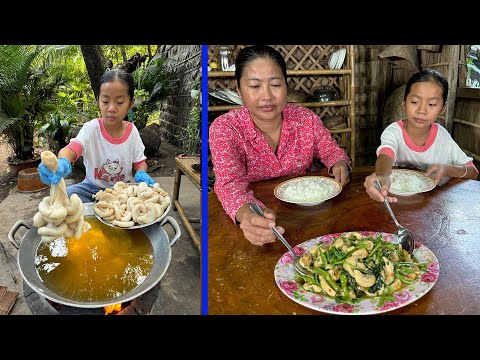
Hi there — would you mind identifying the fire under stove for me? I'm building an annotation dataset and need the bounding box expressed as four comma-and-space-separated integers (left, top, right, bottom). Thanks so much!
23, 281, 162, 315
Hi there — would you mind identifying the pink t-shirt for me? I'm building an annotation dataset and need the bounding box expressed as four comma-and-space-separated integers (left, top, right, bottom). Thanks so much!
377, 120, 478, 172
66, 118, 146, 188
209, 103, 351, 221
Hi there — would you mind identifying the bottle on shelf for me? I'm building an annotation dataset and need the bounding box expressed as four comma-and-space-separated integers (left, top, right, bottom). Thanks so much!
218, 46, 232, 72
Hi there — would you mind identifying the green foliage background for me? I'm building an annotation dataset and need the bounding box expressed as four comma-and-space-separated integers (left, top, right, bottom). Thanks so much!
0, 45, 160, 160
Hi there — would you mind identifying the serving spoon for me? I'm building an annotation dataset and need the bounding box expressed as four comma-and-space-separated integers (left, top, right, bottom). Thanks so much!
374, 179, 415, 254
249, 203, 311, 276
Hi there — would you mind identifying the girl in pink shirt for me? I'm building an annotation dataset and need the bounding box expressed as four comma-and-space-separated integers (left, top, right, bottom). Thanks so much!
209, 45, 351, 246
38, 69, 155, 203
364, 69, 478, 203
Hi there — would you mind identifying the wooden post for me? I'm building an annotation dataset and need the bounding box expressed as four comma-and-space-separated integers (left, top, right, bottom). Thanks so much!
445, 45, 460, 134
349, 45, 356, 167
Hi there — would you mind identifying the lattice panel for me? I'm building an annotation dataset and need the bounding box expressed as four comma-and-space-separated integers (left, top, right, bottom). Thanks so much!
208, 45, 346, 97
312, 107, 348, 119
208, 78, 237, 92
288, 77, 344, 97
331, 133, 350, 154
276, 45, 334, 70
209, 78, 343, 96
208, 45, 343, 70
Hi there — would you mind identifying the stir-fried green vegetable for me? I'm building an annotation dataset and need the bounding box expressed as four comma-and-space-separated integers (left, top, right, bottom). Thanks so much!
294, 232, 429, 306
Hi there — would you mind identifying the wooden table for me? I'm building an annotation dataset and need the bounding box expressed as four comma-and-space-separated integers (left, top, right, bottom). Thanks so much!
173, 156, 201, 251
208, 166, 480, 315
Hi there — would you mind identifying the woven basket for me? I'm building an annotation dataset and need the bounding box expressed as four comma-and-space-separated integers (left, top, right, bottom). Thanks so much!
287, 88, 308, 103
322, 115, 346, 129
383, 84, 406, 129
378, 45, 420, 73
418, 45, 442, 52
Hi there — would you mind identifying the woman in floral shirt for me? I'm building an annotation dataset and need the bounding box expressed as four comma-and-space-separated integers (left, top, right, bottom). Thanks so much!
209, 45, 351, 245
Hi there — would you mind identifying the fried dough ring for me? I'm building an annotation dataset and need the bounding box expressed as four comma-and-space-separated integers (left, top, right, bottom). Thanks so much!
94, 201, 115, 218
112, 220, 135, 228
131, 203, 147, 223
113, 181, 129, 194
35, 151, 90, 242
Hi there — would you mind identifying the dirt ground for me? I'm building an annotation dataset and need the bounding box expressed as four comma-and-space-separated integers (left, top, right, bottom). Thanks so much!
0, 136, 183, 204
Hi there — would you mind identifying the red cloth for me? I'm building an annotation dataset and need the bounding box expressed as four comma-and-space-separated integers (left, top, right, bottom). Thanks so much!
209, 103, 351, 221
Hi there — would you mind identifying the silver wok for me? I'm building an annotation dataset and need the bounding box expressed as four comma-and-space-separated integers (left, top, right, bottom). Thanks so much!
8, 204, 181, 308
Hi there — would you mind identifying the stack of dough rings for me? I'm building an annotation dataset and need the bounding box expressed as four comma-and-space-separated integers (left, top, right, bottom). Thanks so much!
33, 151, 91, 243
93, 181, 171, 228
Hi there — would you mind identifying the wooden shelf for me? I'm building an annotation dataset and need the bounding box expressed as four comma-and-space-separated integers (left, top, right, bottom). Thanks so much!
208, 105, 239, 112
330, 128, 353, 134
208, 100, 352, 112
294, 100, 351, 107
208, 69, 352, 78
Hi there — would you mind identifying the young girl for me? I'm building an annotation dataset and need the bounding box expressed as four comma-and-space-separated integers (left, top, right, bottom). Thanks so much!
364, 69, 478, 203
38, 68, 155, 203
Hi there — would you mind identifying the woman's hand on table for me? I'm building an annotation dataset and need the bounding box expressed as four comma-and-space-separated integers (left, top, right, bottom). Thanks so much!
331, 160, 350, 187
236, 203, 284, 246
364, 174, 397, 203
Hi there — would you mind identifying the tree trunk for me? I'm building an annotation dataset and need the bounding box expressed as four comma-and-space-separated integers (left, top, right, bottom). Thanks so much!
139, 123, 162, 156
120, 45, 127, 62
80, 45, 107, 100
157, 45, 167, 56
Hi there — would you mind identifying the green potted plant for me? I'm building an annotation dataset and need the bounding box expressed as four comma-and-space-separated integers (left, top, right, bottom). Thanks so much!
0, 45, 67, 174
134, 88, 148, 107
38, 113, 79, 154
131, 55, 173, 130
177, 77, 201, 157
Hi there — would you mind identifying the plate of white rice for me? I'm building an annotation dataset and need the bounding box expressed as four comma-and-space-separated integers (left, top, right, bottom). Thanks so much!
386, 169, 436, 196
274, 176, 342, 206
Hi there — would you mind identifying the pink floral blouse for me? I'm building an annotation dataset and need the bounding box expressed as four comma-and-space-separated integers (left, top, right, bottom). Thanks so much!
209, 103, 351, 222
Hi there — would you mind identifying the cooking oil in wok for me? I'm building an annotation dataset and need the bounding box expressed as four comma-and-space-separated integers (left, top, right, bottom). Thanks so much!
34, 217, 154, 302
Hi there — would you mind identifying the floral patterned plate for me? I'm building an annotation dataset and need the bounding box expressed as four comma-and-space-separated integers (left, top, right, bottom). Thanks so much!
274, 231, 439, 315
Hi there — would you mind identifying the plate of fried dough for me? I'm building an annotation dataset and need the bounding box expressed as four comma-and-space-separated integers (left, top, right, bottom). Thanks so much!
92, 181, 171, 229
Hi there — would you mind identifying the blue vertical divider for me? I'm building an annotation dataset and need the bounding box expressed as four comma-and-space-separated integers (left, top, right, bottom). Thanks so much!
201, 44, 209, 315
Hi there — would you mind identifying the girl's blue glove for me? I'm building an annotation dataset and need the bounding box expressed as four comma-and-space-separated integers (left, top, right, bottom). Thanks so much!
134, 170, 155, 185
38, 158, 72, 185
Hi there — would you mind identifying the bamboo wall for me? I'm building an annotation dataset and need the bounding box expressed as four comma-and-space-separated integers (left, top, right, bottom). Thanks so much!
354, 45, 384, 166
451, 46, 480, 170
157, 45, 201, 147
454, 93, 480, 167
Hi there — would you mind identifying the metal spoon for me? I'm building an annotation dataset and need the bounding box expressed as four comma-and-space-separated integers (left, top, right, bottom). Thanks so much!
249, 203, 310, 276
374, 179, 415, 254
